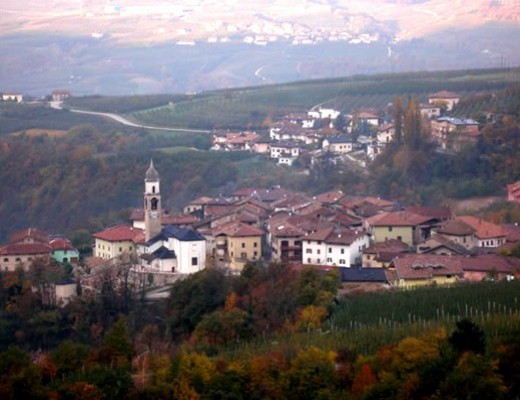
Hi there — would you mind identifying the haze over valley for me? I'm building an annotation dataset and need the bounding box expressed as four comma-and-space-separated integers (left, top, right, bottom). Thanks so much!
1, 0, 519, 95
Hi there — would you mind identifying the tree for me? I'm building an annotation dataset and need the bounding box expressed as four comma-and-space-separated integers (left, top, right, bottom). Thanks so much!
284, 347, 338, 400
449, 319, 486, 355
403, 98, 422, 150
393, 96, 403, 144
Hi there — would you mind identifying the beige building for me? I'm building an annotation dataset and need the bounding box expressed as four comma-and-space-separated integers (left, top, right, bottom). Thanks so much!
214, 221, 263, 270
92, 225, 142, 260
0, 242, 51, 271
366, 211, 439, 247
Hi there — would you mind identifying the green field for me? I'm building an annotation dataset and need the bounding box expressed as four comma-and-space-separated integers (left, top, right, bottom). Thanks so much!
222, 281, 520, 358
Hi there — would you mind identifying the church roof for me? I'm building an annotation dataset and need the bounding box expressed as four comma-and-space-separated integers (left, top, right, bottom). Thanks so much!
145, 159, 160, 182
146, 225, 205, 245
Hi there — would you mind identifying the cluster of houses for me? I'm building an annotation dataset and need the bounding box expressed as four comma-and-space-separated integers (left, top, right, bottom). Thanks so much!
0, 89, 71, 104
2, 162, 519, 297
211, 90, 482, 164
85, 162, 520, 291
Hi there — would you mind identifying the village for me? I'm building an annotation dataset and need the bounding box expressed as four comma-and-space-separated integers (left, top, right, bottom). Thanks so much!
211, 90, 480, 165
1, 147, 519, 305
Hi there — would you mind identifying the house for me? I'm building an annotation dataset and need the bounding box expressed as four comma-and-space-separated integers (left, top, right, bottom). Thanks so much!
322, 136, 353, 153
49, 237, 80, 264
251, 136, 271, 153
214, 221, 264, 270
0, 242, 52, 272
2, 92, 23, 103
419, 103, 441, 119
456, 216, 506, 248
269, 223, 304, 264
365, 211, 440, 246
183, 196, 215, 214
434, 219, 476, 250
92, 225, 142, 260
377, 124, 395, 144
3, 227, 79, 268
428, 91, 461, 111
51, 89, 71, 102
356, 111, 379, 127
507, 181, 520, 204
362, 239, 410, 268
416, 235, 471, 256
308, 108, 341, 120
461, 254, 519, 282
211, 131, 260, 151
431, 117, 479, 150
389, 254, 464, 288
302, 226, 369, 268
270, 142, 302, 165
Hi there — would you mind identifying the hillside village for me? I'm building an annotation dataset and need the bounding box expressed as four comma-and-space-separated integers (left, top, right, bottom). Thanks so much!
211, 90, 480, 166
2, 151, 519, 305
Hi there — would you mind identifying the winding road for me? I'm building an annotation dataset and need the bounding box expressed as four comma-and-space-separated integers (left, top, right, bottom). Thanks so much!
49, 101, 211, 133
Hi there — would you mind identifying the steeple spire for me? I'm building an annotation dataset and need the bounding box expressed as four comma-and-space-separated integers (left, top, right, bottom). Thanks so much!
145, 159, 159, 182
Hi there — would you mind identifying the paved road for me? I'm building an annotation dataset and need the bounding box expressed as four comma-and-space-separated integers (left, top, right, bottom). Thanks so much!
50, 101, 211, 133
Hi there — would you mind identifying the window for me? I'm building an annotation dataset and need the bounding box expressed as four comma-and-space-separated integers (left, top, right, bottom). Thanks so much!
339, 259, 345, 265
3, 258, 7, 262
306, 249, 312, 254
307, 258, 311, 263
15, 257, 21, 262
328, 247, 332, 253
129, 246, 133, 251
119, 247, 123, 252
388, 227, 393, 232
327, 257, 332, 262
254, 251, 258, 257
397, 236, 402, 241
317, 249, 321, 254
254, 242, 258, 248
241, 243, 245, 248
241, 252, 247, 259
191, 257, 198, 266
341, 248, 345, 254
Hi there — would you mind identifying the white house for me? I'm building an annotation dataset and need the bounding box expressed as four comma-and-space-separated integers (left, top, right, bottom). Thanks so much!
322, 136, 353, 153
302, 226, 370, 267
377, 124, 395, 144
270, 142, 301, 165
308, 108, 341, 120
2, 92, 23, 103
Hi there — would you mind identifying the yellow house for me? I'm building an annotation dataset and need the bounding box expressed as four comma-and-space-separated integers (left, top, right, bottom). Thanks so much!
214, 221, 264, 271
92, 225, 142, 260
366, 211, 439, 247
389, 254, 464, 288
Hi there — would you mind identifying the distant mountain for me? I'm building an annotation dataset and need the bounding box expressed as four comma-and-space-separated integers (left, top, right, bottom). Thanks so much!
0, 1, 519, 95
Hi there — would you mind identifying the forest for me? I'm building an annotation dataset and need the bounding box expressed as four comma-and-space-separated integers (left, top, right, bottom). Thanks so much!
0, 261, 519, 399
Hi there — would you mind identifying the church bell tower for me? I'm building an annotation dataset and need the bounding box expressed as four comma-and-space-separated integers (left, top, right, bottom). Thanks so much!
144, 159, 162, 241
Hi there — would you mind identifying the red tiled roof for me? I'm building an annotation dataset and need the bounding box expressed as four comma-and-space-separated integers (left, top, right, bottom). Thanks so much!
304, 226, 365, 245
0, 242, 52, 256
456, 216, 506, 239
92, 225, 143, 242
436, 219, 475, 236
368, 211, 434, 227
48, 238, 75, 251
392, 254, 464, 280
365, 239, 410, 254
270, 223, 305, 238
9, 227, 50, 244
314, 190, 345, 205
461, 254, 520, 274
215, 221, 264, 237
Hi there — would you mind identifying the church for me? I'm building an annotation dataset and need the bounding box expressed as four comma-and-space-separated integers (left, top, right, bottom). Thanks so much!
92, 160, 206, 275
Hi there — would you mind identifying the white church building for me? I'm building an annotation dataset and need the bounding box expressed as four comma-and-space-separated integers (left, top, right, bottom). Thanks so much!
136, 160, 206, 274
92, 160, 206, 275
